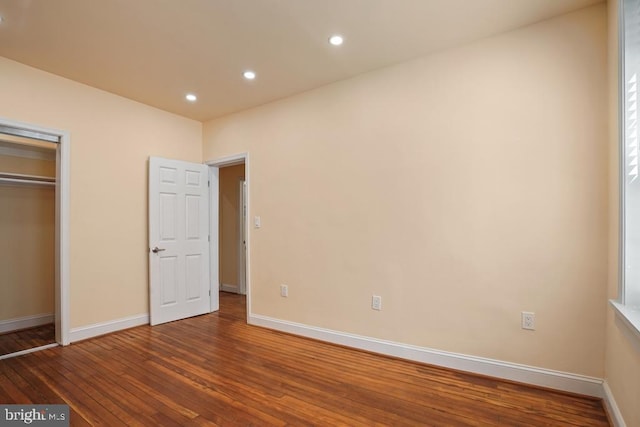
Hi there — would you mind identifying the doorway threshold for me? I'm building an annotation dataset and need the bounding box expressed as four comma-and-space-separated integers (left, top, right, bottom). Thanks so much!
0, 343, 59, 360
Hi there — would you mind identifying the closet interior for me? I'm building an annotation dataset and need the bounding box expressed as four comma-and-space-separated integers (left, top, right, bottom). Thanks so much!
0, 129, 57, 357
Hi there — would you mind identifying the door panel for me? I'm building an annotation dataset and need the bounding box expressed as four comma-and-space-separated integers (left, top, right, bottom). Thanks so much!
149, 157, 210, 325
160, 256, 178, 305
160, 193, 177, 240
186, 195, 201, 239
185, 254, 202, 300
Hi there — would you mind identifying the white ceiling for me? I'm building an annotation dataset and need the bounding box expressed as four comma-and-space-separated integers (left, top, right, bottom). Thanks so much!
0, 0, 602, 122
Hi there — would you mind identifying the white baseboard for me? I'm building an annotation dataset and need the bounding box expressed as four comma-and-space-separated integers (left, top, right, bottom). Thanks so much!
69, 313, 149, 343
221, 283, 239, 293
603, 381, 627, 427
0, 313, 54, 334
249, 314, 605, 398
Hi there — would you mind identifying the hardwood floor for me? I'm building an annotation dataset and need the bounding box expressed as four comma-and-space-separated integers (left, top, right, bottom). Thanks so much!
0, 323, 55, 356
0, 292, 609, 426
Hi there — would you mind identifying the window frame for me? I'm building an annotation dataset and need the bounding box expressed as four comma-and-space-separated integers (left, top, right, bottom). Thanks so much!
613, 0, 640, 341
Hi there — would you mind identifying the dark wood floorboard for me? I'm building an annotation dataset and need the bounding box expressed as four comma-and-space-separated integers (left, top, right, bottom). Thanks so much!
0, 292, 610, 426
0, 323, 55, 356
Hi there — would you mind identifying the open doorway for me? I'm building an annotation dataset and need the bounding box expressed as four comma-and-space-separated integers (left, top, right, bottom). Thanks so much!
207, 154, 249, 320
0, 118, 70, 359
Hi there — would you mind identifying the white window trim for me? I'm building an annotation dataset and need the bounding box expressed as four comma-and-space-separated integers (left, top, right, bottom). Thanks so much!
610, 301, 640, 342
615, 0, 640, 345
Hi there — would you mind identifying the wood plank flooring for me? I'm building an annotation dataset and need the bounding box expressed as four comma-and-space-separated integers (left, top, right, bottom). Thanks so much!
0, 293, 609, 426
0, 323, 55, 356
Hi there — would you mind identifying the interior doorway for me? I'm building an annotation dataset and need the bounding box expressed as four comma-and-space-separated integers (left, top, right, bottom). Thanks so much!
0, 118, 70, 359
207, 153, 249, 320
218, 163, 246, 295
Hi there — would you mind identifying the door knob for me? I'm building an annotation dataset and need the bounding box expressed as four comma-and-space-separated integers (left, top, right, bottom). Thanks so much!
151, 247, 166, 253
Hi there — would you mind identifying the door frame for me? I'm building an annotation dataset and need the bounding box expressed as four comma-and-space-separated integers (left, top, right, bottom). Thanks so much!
0, 116, 70, 346
206, 153, 249, 319
238, 178, 247, 295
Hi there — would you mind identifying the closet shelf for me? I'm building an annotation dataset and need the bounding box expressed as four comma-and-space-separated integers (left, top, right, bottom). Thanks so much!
0, 172, 56, 187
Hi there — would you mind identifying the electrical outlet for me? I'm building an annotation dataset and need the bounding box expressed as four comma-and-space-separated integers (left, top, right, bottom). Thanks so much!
280, 284, 288, 297
521, 311, 535, 330
372, 295, 382, 311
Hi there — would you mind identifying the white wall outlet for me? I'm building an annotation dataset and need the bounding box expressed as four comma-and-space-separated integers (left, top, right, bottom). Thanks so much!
280, 284, 288, 297
521, 311, 535, 330
372, 295, 382, 311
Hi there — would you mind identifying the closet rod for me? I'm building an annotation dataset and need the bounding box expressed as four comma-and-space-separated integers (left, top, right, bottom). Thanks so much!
0, 172, 56, 187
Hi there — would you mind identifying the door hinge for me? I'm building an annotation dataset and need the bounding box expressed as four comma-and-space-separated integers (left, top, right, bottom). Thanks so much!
208, 180, 210, 187
209, 290, 211, 296
208, 235, 210, 242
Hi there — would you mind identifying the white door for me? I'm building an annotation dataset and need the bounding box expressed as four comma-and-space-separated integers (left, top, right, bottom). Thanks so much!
149, 157, 210, 326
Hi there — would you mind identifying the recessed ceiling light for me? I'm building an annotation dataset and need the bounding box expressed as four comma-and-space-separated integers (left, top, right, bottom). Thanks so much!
328, 35, 344, 46
185, 93, 197, 102
243, 70, 256, 80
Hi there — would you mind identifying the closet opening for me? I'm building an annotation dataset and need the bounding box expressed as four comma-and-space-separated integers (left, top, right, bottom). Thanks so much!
0, 119, 69, 359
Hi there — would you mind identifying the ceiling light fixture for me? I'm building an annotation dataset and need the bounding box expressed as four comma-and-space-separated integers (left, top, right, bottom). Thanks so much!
328, 35, 344, 46
185, 93, 197, 102
243, 70, 256, 80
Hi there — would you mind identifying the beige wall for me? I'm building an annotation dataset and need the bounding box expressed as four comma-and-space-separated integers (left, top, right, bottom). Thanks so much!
0, 56, 202, 328
0, 155, 55, 322
219, 164, 245, 288
204, 4, 608, 377
605, 0, 640, 425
